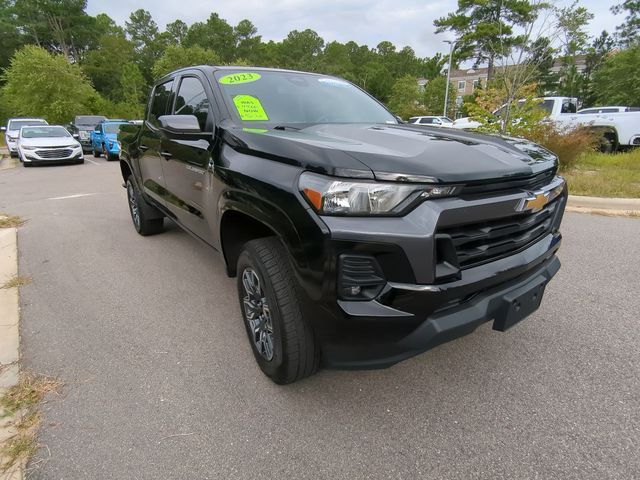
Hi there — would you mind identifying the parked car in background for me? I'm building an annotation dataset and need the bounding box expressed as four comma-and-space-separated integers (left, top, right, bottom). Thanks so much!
408, 116, 455, 127
2, 118, 48, 157
120, 66, 567, 384
68, 115, 107, 151
452, 117, 482, 130
18, 125, 83, 166
577, 106, 640, 114
91, 120, 130, 161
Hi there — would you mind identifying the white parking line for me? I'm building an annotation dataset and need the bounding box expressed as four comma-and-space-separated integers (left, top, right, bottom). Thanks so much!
47, 193, 100, 201
85, 158, 100, 165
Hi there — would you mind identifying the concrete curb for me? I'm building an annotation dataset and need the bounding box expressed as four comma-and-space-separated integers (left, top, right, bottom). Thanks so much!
567, 195, 640, 218
0, 226, 22, 480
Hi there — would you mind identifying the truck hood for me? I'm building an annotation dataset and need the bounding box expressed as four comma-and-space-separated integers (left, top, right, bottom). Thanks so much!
222, 123, 557, 183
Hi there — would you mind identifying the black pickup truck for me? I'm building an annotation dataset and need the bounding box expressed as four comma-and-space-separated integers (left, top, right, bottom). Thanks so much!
119, 66, 567, 384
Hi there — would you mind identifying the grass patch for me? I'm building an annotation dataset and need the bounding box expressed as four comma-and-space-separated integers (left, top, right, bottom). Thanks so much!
0, 373, 62, 473
1, 275, 31, 290
0, 214, 24, 228
563, 149, 640, 198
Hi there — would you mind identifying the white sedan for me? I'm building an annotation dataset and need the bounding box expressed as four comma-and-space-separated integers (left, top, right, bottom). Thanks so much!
18, 125, 84, 167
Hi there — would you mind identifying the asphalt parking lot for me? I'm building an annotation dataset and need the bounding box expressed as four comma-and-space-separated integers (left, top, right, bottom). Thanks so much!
1, 158, 639, 479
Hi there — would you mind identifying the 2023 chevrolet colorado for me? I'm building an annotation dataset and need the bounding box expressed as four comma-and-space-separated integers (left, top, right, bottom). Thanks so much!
120, 66, 567, 384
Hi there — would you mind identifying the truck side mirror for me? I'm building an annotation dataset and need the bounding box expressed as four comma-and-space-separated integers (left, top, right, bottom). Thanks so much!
158, 115, 202, 134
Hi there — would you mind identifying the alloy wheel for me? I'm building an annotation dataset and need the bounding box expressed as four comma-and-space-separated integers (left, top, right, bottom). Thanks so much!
127, 182, 141, 230
241, 267, 274, 361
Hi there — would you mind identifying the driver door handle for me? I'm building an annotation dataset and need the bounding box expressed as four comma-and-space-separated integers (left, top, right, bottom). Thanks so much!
160, 151, 173, 160
138, 144, 149, 152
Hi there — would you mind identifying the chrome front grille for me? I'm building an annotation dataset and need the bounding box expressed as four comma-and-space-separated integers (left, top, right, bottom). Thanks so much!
35, 148, 73, 159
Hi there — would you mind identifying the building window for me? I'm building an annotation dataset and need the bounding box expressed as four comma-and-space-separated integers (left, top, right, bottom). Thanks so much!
458, 81, 466, 91
473, 79, 480, 90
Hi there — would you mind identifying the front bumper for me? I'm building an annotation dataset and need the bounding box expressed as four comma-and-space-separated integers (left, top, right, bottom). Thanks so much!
307, 179, 567, 369
322, 241, 560, 369
22, 146, 84, 164
6, 139, 17, 152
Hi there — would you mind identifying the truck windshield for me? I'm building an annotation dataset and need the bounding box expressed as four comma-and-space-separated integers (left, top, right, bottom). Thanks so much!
75, 116, 106, 126
214, 70, 397, 126
8, 120, 47, 130
104, 123, 127, 134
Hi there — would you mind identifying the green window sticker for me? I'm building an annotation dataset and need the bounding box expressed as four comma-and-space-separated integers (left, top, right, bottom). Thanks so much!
218, 72, 262, 85
233, 95, 269, 121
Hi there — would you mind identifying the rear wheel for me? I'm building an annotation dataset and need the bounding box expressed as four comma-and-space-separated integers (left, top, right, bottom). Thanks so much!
237, 237, 318, 384
126, 177, 164, 235
92, 146, 100, 158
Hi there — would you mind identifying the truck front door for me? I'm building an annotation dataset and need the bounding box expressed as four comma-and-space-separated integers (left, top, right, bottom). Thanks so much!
160, 74, 216, 244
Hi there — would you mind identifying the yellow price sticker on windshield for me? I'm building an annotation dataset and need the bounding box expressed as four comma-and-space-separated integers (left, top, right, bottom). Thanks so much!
219, 72, 262, 85
233, 95, 269, 121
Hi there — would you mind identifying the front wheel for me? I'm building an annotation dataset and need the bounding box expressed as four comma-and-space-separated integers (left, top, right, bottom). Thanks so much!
126, 177, 164, 235
92, 146, 100, 158
237, 237, 318, 384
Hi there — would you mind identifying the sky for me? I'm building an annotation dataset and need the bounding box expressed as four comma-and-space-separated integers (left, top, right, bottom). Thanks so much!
85, 0, 623, 59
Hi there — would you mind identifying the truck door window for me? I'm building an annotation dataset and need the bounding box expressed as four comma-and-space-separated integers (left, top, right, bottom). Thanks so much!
148, 80, 175, 127
174, 77, 210, 131
561, 100, 577, 113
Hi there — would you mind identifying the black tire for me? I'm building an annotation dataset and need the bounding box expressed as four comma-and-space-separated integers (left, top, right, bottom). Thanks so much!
10, 151, 18, 158
126, 177, 164, 235
92, 147, 100, 158
237, 237, 318, 384
106, 151, 118, 162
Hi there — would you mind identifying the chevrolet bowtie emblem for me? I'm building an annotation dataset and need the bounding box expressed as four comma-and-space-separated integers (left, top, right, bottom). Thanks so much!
518, 192, 549, 213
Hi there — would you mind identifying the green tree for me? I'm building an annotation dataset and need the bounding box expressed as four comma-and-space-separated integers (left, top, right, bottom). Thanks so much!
612, 1, 640, 47
125, 9, 165, 82
117, 62, 146, 118
234, 19, 261, 63
434, 0, 540, 81
2, 45, 100, 123
152, 44, 219, 78
184, 13, 236, 62
82, 34, 135, 100
556, 1, 593, 98
166, 19, 188, 45
387, 75, 425, 119
13, 0, 97, 60
423, 76, 455, 116
280, 29, 325, 70
592, 45, 640, 106
419, 53, 447, 80
0, 0, 25, 72
581, 31, 615, 106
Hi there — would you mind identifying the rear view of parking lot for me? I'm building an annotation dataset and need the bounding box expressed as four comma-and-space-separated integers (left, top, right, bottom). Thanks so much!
0, 155, 637, 479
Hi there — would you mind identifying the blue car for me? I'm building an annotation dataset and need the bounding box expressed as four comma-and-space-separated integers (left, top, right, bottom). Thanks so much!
91, 120, 129, 161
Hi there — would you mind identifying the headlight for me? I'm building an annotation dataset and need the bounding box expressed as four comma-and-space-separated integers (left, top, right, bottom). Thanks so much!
299, 172, 458, 215
21, 145, 36, 150
8, 136, 17, 141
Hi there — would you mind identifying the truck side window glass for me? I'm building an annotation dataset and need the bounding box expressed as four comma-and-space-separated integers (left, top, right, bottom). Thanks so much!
561, 101, 577, 114
174, 77, 210, 131
149, 80, 174, 127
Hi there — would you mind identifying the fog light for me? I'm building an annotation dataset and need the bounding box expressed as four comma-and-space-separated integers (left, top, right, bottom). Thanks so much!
338, 254, 386, 301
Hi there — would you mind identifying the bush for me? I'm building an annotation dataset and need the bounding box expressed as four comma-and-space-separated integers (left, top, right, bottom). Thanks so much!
528, 124, 599, 172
